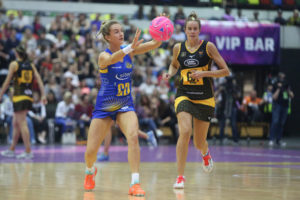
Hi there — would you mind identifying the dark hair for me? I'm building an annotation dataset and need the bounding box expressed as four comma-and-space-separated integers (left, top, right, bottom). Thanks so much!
15, 45, 28, 61
96, 20, 120, 42
184, 12, 201, 30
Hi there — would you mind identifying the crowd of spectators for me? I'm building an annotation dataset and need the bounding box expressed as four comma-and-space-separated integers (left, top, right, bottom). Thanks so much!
0, 4, 296, 146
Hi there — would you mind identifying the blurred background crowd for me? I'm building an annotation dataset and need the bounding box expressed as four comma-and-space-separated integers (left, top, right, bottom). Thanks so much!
0, 0, 298, 146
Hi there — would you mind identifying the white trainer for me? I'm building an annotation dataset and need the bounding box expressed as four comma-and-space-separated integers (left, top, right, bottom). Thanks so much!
173, 176, 185, 189
202, 152, 214, 173
1, 150, 15, 157
147, 131, 157, 147
16, 152, 34, 159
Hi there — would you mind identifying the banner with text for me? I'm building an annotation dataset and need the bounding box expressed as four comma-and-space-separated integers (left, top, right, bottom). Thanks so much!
178, 20, 280, 65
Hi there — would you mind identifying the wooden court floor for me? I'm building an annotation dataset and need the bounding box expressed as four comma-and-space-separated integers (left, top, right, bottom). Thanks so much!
1, 162, 300, 200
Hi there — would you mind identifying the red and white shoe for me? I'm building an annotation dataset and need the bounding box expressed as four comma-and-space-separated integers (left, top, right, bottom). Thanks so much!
202, 151, 213, 173
173, 176, 185, 189
84, 167, 98, 190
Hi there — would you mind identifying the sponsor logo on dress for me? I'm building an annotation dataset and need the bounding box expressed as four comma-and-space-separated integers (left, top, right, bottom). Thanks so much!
115, 72, 132, 80
112, 66, 122, 69
184, 59, 199, 67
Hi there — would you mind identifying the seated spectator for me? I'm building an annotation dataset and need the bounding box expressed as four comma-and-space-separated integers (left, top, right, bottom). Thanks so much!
73, 94, 93, 140
274, 9, 286, 26
136, 94, 159, 140
287, 9, 300, 27
242, 90, 264, 122
28, 91, 47, 144
152, 97, 178, 144
45, 90, 57, 119
12, 10, 31, 32
139, 76, 156, 96
171, 24, 185, 42
54, 91, 75, 139
1, 89, 36, 144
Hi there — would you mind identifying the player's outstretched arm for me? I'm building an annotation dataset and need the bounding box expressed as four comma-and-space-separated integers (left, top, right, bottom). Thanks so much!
131, 39, 162, 56
98, 28, 143, 69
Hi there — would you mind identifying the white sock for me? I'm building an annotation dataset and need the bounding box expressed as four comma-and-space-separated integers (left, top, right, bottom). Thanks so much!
131, 173, 139, 185
86, 165, 95, 173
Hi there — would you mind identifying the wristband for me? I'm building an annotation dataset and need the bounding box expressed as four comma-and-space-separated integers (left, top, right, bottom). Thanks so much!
122, 44, 133, 54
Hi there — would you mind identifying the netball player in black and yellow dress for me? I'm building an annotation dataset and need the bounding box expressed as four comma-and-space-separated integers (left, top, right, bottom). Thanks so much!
163, 12, 230, 188
0, 45, 46, 159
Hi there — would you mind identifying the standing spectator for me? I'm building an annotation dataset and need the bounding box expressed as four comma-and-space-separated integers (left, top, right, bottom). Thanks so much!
287, 9, 300, 27
252, 11, 260, 22
174, 6, 186, 22
263, 84, 273, 123
235, 9, 248, 22
133, 4, 147, 20
148, 5, 158, 20
274, 9, 286, 26
215, 77, 240, 145
269, 72, 294, 147
222, 7, 235, 21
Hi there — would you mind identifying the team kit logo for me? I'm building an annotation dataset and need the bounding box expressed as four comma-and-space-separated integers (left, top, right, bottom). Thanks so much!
115, 72, 132, 81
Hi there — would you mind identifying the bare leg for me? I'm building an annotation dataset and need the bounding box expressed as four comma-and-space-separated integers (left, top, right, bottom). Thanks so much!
138, 130, 148, 139
176, 112, 193, 176
85, 117, 112, 168
17, 111, 31, 153
193, 118, 210, 155
117, 111, 140, 173
9, 114, 21, 151
103, 127, 112, 155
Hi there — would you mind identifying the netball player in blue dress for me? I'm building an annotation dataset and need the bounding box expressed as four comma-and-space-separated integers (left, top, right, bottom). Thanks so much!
84, 20, 162, 196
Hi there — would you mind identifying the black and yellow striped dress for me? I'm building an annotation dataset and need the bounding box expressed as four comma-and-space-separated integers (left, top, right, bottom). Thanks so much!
12, 60, 34, 112
175, 40, 215, 121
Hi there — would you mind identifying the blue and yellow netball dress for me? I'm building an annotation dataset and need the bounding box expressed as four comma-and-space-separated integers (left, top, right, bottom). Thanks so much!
92, 46, 134, 120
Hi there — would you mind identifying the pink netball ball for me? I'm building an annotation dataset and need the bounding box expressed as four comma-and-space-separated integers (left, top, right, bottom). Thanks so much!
149, 16, 174, 41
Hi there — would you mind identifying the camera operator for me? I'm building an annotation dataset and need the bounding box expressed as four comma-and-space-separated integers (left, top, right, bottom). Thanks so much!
269, 72, 294, 147
215, 76, 240, 145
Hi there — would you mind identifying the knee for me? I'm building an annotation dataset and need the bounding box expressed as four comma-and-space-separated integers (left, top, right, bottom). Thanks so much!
127, 132, 139, 146
179, 125, 192, 137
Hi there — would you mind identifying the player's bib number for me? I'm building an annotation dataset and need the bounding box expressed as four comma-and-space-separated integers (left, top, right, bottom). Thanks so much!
181, 68, 203, 85
117, 83, 130, 96
19, 70, 33, 84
